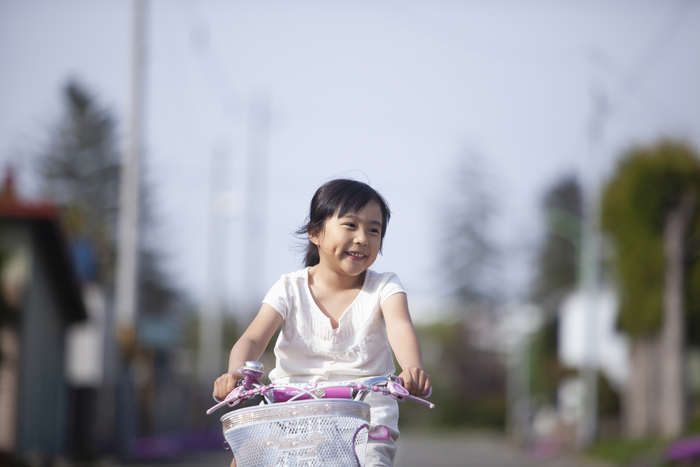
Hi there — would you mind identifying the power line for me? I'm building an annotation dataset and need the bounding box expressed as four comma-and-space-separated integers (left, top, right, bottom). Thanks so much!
588, 2, 697, 135
178, 0, 240, 121
620, 0, 695, 97
354, 0, 581, 66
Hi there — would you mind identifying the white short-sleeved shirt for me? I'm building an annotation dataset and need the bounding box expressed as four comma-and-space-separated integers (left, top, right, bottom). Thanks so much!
262, 267, 405, 429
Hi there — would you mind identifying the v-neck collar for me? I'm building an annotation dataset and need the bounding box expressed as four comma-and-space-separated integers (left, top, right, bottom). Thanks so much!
304, 267, 368, 331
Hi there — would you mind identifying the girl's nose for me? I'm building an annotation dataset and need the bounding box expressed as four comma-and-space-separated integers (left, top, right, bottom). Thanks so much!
355, 231, 367, 245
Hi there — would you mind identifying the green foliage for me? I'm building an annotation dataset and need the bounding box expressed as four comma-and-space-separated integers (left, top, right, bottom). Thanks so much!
223, 315, 242, 351
531, 176, 583, 311
435, 394, 506, 429
182, 314, 244, 358
686, 411, 700, 435
528, 177, 582, 405
597, 371, 621, 417
686, 215, 700, 343
528, 319, 576, 404
399, 322, 506, 431
601, 140, 700, 338
588, 437, 666, 465
591, 411, 700, 465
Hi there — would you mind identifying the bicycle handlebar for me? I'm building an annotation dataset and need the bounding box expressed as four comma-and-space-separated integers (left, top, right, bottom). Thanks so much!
207, 362, 435, 415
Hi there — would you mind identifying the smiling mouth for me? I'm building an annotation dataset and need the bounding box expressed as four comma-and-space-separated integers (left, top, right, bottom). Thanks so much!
346, 252, 366, 260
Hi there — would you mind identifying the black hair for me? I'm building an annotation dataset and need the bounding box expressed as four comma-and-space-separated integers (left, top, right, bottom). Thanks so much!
297, 179, 391, 267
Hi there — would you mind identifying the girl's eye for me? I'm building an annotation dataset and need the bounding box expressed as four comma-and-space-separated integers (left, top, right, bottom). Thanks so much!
344, 223, 356, 228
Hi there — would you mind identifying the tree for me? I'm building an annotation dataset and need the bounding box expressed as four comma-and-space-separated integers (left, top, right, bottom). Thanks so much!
38, 81, 121, 286
435, 155, 508, 429
531, 175, 583, 313
37, 80, 185, 317
601, 140, 700, 438
35, 81, 195, 445
440, 155, 501, 307
529, 176, 583, 402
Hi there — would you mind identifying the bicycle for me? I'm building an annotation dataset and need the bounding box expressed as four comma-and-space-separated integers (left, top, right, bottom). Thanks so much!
207, 361, 434, 467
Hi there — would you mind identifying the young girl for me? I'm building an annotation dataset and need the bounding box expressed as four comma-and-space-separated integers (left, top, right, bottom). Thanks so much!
213, 179, 430, 466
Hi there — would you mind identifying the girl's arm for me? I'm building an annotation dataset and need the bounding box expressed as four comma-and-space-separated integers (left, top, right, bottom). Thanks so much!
382, 293, 431, 397
213, 303, 283, 400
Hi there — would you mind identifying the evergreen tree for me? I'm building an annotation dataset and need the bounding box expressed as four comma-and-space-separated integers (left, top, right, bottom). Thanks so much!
38, 81, 121, 285
441, 155, 501, 307
37, 80, 187, 318
532, 176, 583, 313
529, 176, 583, 403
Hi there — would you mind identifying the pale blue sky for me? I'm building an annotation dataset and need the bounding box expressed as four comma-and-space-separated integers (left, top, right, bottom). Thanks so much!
1, 0, 699, 321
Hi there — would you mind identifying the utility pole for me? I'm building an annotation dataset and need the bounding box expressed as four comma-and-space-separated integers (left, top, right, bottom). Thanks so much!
506, 307, 533, 447
578, 51, 608, 449
243, 96, 271, 313
198, 145, 229, 382
116, 0, 145, 346
114, 0, 146, 459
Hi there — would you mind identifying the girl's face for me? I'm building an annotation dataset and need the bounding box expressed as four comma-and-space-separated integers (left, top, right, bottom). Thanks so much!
309, 202, 383, 279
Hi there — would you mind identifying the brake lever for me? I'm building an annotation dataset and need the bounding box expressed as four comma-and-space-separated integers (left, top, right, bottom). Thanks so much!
385, 381, 435, 409
206, 386, 247, 415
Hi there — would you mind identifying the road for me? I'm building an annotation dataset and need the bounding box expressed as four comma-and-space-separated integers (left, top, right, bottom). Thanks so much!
125, 431, 614, 467
394, 431, 613, 467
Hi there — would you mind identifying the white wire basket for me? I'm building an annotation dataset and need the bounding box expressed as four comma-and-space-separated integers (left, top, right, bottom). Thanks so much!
221, 399, 371, 467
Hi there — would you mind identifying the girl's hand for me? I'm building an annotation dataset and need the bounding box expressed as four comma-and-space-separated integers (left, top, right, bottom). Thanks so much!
213, 371, 243, 401
398, 367, 431, 397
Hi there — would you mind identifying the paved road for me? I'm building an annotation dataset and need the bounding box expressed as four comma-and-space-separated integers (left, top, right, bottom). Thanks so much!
394, 431, 613, 467
125, 431, 614, 467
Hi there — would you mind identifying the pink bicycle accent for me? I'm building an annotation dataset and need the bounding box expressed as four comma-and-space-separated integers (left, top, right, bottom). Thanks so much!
209, 362, 434, 466
368, 425, 391, 440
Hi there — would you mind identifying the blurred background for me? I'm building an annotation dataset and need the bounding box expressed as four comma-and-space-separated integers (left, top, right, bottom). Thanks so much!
1, 1, 699, 466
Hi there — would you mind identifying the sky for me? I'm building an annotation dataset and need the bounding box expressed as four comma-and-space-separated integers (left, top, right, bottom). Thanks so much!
1, 0, 699, 323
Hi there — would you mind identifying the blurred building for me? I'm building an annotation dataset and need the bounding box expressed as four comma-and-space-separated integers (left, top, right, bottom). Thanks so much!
0, 170, 87, 461
0, 167, 225, 463
558, 288, 629, 387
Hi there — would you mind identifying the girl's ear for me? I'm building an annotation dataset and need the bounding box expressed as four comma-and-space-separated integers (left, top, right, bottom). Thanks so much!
309, 227, 321, 246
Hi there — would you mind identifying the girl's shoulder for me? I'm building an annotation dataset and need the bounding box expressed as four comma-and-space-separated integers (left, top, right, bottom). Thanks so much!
365, 268, 399, 281
269, 267, 310, 290
364, 269, 404, 293
263, 268, 310, 311
278, 267, 309, 281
